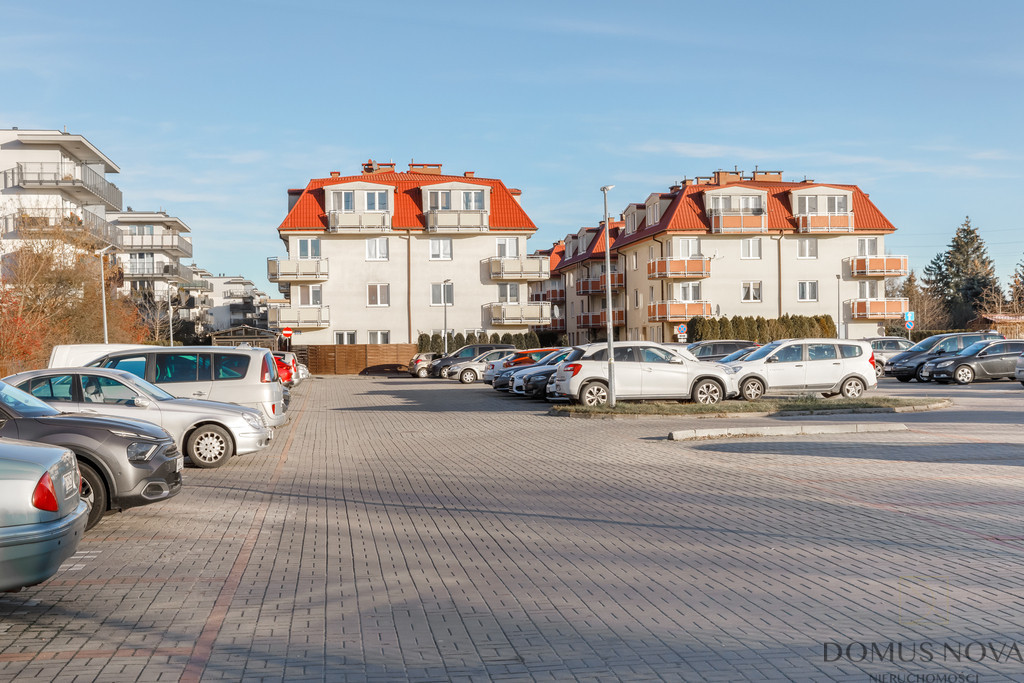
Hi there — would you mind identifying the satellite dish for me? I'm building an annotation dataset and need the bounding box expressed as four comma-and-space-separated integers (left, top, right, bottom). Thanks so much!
552, 304, 560, 318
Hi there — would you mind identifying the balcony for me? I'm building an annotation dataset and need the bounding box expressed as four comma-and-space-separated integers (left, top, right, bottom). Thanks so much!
327, 210, 392, 232
122, 261, 190, 283
848, 255, 909, 278
9, 161, 123, 210
850, 298, 909, 320
120, 232, 193, 257
425, 209, 488, 232
267, 257, 330, 282
576, 272, 624, 295
647, 257, 711, 280
1, 209, 122, 247
576, 309, 624, 329
486, 301, 552, 325
536, 317, 566, 332
269, 305, 331, 328
796, 212, 855, 233
485, 256, 549, 281
223, 288, 251, 299
708, 208, 767, 233
648, 300, 712, 321
530, 288, 566, 303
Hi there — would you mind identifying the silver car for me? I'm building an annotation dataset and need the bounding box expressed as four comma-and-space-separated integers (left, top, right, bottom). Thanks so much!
0, 438, 89, 591
6, 368, 273, 469
447, 349, 515, 384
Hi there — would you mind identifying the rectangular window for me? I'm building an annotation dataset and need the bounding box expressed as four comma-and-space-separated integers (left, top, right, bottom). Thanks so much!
647, 203, 660, 225
498, 283, 520, 303
858, 237, 878, 256
626, 214, 635, 233
741, 238, 762, 259
797, 238, 817, 259
633, 289, 640, 308
859, 280, 879, 299
649, 286, 654, 303
366, 237, 389, 261
428, 190, 451, 211
632, 252, 638, 270
339, 191, 354, 212
463, 190, 484, 210
335, 331, 356, 344
431, 282, 454, 306
649, 245, 655, 261
709, 195, 730, 212
740, 195, 763, 214
430, 238, 452, 260
297, 238, 321, 260
367, 330, 390, 344
365, 190, 388, 212
675, 282, 701, 302
741, 281, 762, 302
827, 195, 848, 213
670, 237, 700, 258
297, 284, 322, 306
797, 195, 818, 214
798, 281, 818, 301
496, 237, 519, 258
367, 283, 390, 307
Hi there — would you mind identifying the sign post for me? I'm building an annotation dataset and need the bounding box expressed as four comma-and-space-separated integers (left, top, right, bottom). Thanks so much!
676, 323, 688, 340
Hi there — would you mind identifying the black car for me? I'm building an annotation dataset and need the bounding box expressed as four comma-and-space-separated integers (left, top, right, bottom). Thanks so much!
521, 366, 560, 398
430, 344, 514, 378
0, 380, 183, 530
497, 349, 571, 393
921, 339, 1024, 384
884, 332, 1003, 382
685, 340, 757, 362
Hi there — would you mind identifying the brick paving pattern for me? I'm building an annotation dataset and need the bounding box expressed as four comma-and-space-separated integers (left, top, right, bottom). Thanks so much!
1, 376, 1023, 681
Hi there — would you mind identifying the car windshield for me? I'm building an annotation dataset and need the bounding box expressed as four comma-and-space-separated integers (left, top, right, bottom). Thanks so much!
537, 349, 569, 365
118, 373, 178, 401
908, 335, 941, 353
743, 341, 784, 362
959, 341, 989, 356
0, 381, 60, 418
719, 348, 754, 363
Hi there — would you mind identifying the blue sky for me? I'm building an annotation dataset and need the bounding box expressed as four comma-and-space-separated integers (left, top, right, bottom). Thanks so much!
3, 1, 1023, 292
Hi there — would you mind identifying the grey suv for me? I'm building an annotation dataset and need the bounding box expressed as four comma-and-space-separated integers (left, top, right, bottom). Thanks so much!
0, 380, 183, 530
429, 344, 515, 378
884, 332, 1004, 382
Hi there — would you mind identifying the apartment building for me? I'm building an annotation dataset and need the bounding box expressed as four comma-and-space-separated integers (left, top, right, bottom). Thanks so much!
108, 210, 194, 303
270, 160, 550, 345
176, 264, 214, 336
543, 169, 906, 342
529, 240, 566, 338
206, 276, 267, 330
554, 223, 624, 346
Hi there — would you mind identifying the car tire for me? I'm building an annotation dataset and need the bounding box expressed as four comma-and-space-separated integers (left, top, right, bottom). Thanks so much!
691, 379, 723, 405
840, 377, 865, 398
740, 377, 765, 401
954, 365, 975, 385
875, 363, 884, 378
416, 367, 428, 378
580, 381, 609, 407
459, 369, 477, 384
439, 366, 450, 379
79, 461, 107, 531
915, 365, 930, 382
897, 376, 913, 383
187, 425, 234, 468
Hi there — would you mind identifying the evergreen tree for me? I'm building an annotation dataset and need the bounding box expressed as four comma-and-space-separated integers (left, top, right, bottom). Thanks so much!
922, 217, 1000, 327
430, 333, 443, 354
490, 332, 500, 343
500, 333, 513, 345
755, 317, 769, 344
512, 333, 526, 349
525, 330, 540, 348
453, 332, 466, 349
417, 333, 431, 352
465, 332, 478, 346
717, 317, 733, 339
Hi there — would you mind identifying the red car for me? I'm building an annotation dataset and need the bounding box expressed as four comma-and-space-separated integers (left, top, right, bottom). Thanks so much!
274, 356, 294, 387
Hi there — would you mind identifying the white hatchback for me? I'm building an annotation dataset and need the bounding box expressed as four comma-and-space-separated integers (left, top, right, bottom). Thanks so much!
725, 338, 877, 400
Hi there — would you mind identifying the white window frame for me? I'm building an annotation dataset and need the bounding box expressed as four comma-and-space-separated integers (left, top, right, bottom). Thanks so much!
741, 281, 762, 303
498, 283, 520, 303
367, 283, 390, 307
429, 238, 453, 261
798, 280, 818, 302
858, 237, 878, 256
428, 190, 451, 211
669, 237, 700, 258
797, 237, 817, 259
827, 195, 848, 214
463, 190, 484, 210
632, 252, 638, 270
296, 284, 322, 307
367, 330, 390, 344
646, 203, 660, 225
335, 331, 356, 344
297, 238, 321, 260
741, 238, 762, 260
859, 280, 880, 299
431, 282, 454, 306
338, 191, 355, 213
365, 190, 389, 212
496, 237, 519, 258
797, 195, 819, 215
740, 195, 763, 214
633, 289, 640, 309
675, 282, 701, 302
365, 237, 389, 261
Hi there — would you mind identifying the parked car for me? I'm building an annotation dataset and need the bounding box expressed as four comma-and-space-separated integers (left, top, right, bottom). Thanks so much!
273, 351, 300, 386
884, 332, 1004, 382
429, 344, 515, 378
408, 352, 439, 378
519, 365, 561, 399
683, 339, 758, 362
5, 368, 274, 469
509, 349, 573, 395
0, 381, 183, 530
0, 438, 89, 592
53, 345, 289, 427
447, 349, 515, 384
716, 347, 759, 364
551, 342, 737, 406
274, 355, 295, 387
492, 348, 564, 391
863, 336, 914, 378
726, 338, 877, 400
920, 339, 1024, 384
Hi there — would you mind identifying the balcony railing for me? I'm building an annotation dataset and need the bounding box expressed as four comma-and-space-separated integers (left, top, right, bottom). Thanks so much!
648, 300, 713, 321
426, 209, 489, 232
120, 232, 193, 257
485, 256, 549, 281
848, 255, 909, 278
122, 261, 190, 282
850, 298, 909, 320
796, 212, 855, 233
181, 278, 212, 292
530, 288, 566, 303
485, 301, 552, 325
576, 272, 624, 295
223, 288, 252, 299
269, 306, 331, 328
708, 208, 767, 233
10, 162, 123, 210
267, 257, 330, 281
1, 209, 123, 247
534, 317, 566, 332
576, 309, 623, 328
647, 257, 712, 280
327, 210, 392, 231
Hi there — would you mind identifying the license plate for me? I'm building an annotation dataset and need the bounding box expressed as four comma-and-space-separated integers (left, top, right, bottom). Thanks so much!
175, 457, 184, 472
63, 471, 76, 495
921, 370, 930, 377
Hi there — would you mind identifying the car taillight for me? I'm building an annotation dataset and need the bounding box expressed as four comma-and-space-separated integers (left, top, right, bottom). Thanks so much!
32, 472, 59, 512
868, 352, 876, 368
271, 403, 277, 414
262, 366, 272, 382
564, 363, 583, 377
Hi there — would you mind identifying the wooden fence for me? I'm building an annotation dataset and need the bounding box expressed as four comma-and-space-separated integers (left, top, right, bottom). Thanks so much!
303, 344, 418, 375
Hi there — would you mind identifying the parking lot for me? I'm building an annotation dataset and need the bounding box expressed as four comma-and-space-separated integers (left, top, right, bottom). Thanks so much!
2, 376, 1024, 682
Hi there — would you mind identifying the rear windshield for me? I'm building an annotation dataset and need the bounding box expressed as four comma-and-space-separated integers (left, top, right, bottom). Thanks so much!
215, 353, 251, 380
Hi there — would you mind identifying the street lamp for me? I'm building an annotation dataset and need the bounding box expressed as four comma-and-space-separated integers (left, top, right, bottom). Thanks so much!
95, 245, 116, 344
836, 273, 842, 339
601, 185, 616, 408
443, 278, 452, 354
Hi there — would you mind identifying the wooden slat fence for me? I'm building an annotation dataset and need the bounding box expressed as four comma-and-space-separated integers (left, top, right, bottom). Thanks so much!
304, 344, 418, 375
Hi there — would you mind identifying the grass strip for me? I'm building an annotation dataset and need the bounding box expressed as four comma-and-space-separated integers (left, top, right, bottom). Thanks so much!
551, 395, 938, 416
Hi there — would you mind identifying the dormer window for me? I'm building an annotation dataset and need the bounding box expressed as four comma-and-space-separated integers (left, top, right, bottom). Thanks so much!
463, 190, 484, 210
626, 214, 636, 233
796, 196, 817, 215
428, 190, 451, 211
366, 190, 388, 212
827, 195, 848, 213
338, 191, 354, 212
646, 203, 660, 225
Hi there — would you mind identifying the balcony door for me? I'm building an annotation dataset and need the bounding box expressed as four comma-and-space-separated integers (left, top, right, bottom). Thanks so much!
295, 284, 322, 307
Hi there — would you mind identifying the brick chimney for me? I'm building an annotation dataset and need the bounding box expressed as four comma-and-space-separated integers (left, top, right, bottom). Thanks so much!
409, 162, 443, 175
329, 171, 340, 178
464, 171, 475, 178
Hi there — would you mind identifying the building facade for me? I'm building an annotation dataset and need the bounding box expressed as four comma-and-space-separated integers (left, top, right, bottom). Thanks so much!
271, 160, 550, 345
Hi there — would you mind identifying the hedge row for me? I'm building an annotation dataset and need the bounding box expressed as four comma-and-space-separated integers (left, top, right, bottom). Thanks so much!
416, 331, 542, 354
686, 314, 837, 343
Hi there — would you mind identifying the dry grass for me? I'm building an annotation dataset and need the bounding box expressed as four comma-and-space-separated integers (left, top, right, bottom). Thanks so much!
551, 395, 938, 416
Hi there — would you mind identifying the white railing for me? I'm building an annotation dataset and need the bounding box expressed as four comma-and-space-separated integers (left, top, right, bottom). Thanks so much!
327, 211, 392, 231
267, 258, 330, 281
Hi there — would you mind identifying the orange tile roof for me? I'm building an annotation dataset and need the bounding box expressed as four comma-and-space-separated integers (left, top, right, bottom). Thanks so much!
278, 169, 536, 232
556, 223, 623, 271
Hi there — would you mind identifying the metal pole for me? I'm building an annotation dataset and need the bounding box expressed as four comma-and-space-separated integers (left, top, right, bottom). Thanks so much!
443, 278, 451, 354
601, 185, 616, 408
168, 287, 174, 346
99, 251, 109, 344
836, 273, 842, 339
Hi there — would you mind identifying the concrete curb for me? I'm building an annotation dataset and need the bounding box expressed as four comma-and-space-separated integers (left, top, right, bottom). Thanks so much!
550, 399, 952, 421
668, 422, 910, 441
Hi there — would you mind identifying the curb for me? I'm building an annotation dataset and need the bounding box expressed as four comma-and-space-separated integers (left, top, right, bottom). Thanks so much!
668, 422, 910, 441
550, 399, 952, 421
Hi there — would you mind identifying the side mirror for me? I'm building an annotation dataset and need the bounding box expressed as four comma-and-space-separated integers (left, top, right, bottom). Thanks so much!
934, 349, 945, 355
669, 356, 684, 364
132, 396, 152, 408
766, 356, 779, 363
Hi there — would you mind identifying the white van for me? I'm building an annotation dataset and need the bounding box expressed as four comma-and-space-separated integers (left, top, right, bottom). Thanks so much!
723, 338, 877, 400
48, 344, 288, 427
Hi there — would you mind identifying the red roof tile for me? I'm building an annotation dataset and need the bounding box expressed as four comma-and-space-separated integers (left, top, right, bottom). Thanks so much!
556, 223, 623, 271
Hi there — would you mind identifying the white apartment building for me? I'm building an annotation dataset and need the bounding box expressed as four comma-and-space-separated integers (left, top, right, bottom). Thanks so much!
206, 276, 267, 330
108, 210, 194, 302
270, 160, 550, 345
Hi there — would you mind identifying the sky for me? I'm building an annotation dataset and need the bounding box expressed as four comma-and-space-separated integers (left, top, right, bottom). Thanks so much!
3, 0, 1023, 293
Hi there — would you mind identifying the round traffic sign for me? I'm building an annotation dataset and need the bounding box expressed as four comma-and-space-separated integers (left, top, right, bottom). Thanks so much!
676, 323, 687, 335
281, 327, 293, 338
905, 321, 914, 330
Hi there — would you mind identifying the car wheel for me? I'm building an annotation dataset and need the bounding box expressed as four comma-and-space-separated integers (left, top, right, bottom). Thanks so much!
874, 363, 884, 378
840, 377, 865, 398
79, 461, 107, 531
416, 367, 428, 378
439, 366, 450, 379
691, 379, 723, 405
580, 381, 609, 407
740, 377, 765, 401
954, 365, 975, 385
897, 376, 913, 383
459, 369, 477, 384
187, 425, 234, 468
915, 365, 931, 382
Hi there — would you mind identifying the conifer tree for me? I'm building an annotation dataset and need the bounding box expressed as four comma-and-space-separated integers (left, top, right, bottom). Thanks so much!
922, 217, 1000, 327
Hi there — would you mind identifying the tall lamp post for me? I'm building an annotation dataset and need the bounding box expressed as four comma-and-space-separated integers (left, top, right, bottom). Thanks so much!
600, 185, 616, 408
95, 245, 116, 344
836, 273, 842, 339
443, 278, 452, 354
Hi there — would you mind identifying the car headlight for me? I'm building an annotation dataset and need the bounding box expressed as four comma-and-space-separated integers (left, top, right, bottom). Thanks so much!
936, 360, 954, 368
242, 412, 263, 429
126, 441, 158, 462
719, 366, 737, 375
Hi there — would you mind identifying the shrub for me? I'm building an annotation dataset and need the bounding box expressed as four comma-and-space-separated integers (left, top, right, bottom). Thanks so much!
453, 332, 466, 349
417, 333, 431, 352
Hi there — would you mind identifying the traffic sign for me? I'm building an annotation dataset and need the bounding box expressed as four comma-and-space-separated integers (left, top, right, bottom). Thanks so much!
905, 320, 915, 330
676, 323, 687, 336
281, 327, 293, 339
904, 311, 915, 322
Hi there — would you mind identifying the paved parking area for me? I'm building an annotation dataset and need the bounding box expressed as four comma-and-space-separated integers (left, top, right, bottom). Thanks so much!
2, 376, 1024, 681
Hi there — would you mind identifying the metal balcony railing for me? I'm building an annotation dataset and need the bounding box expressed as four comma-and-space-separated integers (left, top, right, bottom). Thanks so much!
12, 161, 123, 210
327, 211, 392, 231
426, 209, 488, 232
485, 256, 550, 280
1, 209, 123, 247
267, 257, 330, 281
647, 257, 712, 279
120, 232, 193, 257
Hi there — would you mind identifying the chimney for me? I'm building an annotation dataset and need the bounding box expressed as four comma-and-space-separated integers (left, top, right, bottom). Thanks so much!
669, 184, 681, 192
464, 171, 475, 178
752, 170, 783, 182
408, 162, 443, 174
509, 187, 522, 205
329, 171, 340, 178
713, 170, 742, 185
